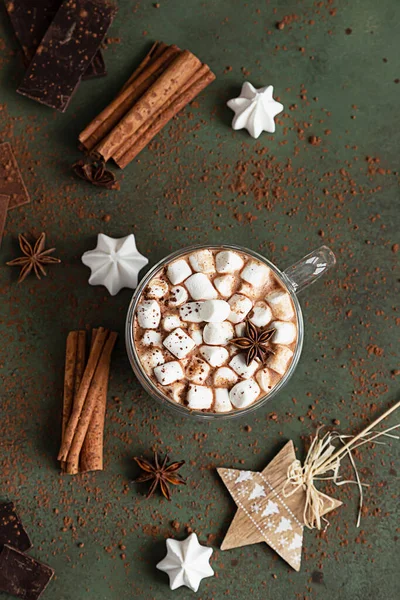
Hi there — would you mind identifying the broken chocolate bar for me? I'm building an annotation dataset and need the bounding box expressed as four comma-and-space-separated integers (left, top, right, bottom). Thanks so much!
0, 502, 32, 552
0, 545, 54, 600
3, 0, 106, 80
0, 142, 30, 210
17, 0, 116, 112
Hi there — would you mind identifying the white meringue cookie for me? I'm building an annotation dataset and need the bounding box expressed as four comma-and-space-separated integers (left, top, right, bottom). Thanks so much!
200, 345, 229, 367
137, 300, 161, 329
163, 328, 196, 359
214, 388, 233, 412
229, 353, 259, 379
199, 299, 231, 322
203, 322, 234, 345
188, 249, 215, 273
227, 294, 253, 323
271, 321, 297, 345
168, 285, 189, 307
167, 259, 192, 285
249, 301, 272, 327
229, 379, 260, 408
215, 250, 244, 273
227, 82, 284, 138
241, 260, 272, 287
185, 273, 218, 300
265, 290, 294, 321
154, 361, 184, 385
187, 384, 213, 409
156, 533, 214, 592
214, 274, 236, 297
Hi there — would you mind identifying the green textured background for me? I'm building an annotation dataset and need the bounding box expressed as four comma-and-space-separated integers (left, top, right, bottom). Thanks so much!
0, 0, 399, 599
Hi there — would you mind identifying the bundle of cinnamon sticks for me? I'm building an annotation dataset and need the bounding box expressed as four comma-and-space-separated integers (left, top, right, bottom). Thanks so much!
79, 41, 216, 168
58, 327, 117, 474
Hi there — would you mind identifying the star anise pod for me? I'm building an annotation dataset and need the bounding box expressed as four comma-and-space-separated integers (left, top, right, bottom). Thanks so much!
72, 156, 119, 190
231, 320, 276, 366
133, 452, 186, 501
6, 233, 61, 284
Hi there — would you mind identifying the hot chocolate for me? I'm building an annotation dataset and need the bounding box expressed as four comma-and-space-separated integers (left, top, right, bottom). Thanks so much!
133, 248, 298, 413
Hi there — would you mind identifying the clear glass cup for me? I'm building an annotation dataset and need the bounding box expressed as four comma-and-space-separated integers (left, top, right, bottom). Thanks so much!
125, 244, 336, 420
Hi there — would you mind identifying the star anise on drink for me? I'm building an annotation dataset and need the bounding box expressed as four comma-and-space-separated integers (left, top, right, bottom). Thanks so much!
133, 452, 186, 501
6, 233, 61, 283
231, 320, 276, 366
72, 156, 119, 190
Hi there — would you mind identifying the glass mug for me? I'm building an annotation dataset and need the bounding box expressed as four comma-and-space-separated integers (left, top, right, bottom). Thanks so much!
125, 244, 336, 420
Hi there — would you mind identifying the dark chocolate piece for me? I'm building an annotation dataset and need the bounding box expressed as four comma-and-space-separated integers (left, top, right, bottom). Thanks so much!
0, 142, 31, 210
3, 0, 106, 80
0, 194, 10, 247
0, 545, 54, 600
17, 0, 116, 112
0, 502, 32, 552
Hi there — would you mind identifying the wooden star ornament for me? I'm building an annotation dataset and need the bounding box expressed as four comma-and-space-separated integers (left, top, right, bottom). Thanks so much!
217, 441, 342, 571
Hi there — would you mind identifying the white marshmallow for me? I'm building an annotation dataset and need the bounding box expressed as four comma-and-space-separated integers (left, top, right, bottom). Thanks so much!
238, 282, 256, 298
137, 300, 161, 329
229, 379, 260, 409
179, 302, 204, 322
164, 381, 186, 403
271, 321, 297, 345
186, 357, 211, 384
214, 389, 233, 413
249, 302, 272, 327
185, 273, 218, 300
200, 345, 229, 367
154, 361, 184, 385
168, 285, 189, 307
141, 330, 162, 347
266, 345, 293, 375
188, 250, 215, 273
227, 294, 253, 323
163, 328, 196, 359
229, 353, 259, 379
214, 274, 236, 297
265, 290, 294, 321
200, 299, 231, 323
213, 367, 238, 387
241, 260, 272, 287
187, 384, 213, 409
147, 278, 169, 299
256, 367, 277, 392
203, 322, 234, 345
187, 324, 203, 346
234, 322, 246, 337
162, 315, 182, 332
142, 349, 165, 374
167, 259, 192, 285
215, 250, 244, 273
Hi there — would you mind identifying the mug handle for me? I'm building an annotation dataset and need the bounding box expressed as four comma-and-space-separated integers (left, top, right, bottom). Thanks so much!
283, 245, 336, 294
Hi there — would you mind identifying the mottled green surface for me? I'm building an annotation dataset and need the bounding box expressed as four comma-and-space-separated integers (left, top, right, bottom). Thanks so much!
0, 1, 399, 599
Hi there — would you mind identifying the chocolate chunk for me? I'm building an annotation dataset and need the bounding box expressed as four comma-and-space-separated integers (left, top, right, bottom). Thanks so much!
0, 545, 54, 600
17, 0, 116, 112
0, 142, 30, 210
0, 502, 32, 552
0, 194, 10, 247
3, 0, 106, 80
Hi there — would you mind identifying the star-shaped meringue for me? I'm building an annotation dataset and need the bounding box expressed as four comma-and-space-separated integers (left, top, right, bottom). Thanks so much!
227, 82, 284, 138
156, 533, 214, 592
81, 233, 148, 296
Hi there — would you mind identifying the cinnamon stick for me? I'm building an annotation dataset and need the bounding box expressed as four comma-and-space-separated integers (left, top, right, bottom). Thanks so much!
114, 65, 216, 168
95, 50, 202, 162
79, 43, 181, 152
120, 41, 168, 92
58, 327, 108, 462
65, 331, 118, 473
80, 329, 110, 472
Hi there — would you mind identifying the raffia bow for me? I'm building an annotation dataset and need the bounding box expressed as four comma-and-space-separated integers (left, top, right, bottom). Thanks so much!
283, 400, 400, 530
